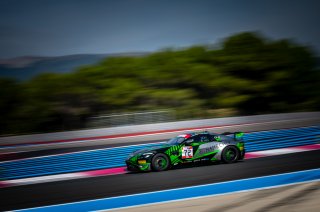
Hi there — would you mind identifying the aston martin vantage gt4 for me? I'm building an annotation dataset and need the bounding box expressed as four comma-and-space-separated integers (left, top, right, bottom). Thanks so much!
125, 131, 245, 172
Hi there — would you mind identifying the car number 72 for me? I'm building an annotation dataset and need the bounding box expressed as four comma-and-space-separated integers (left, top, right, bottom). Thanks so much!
182, 146, 193, 159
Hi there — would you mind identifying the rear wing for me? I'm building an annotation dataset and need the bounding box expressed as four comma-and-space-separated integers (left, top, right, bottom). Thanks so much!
222, 131, 244, 141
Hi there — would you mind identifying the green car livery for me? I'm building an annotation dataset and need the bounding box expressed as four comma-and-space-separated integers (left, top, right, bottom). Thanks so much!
125, 131, 245, 172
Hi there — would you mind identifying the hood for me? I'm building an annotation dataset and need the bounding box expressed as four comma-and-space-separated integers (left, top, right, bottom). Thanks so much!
132, 143, 171, 155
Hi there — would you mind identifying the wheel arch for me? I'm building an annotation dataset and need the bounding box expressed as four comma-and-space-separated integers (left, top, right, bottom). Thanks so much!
221, 144, 241, 163
225, 144, 241, 152
151, 152, 171, 171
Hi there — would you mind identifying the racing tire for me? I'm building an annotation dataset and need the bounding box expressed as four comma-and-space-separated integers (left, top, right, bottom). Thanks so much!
151, 153, 170, 171
221, 146, 239, 164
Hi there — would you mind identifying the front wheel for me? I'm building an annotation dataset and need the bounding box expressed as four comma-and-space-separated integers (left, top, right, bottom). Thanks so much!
221, 146, 239, 163
151, 153, 170, 171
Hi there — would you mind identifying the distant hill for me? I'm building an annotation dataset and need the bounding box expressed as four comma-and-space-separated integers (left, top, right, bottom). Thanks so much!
0, 52, 148, 81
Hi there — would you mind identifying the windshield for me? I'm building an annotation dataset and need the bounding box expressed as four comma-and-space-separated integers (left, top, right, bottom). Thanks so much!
167, 136, 186, 145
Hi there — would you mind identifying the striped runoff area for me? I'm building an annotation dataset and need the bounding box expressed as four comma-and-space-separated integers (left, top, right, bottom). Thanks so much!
1, 143, 319, 188
1, 126, 320, 181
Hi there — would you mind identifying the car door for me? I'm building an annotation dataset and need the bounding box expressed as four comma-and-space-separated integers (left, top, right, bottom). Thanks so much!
192, 134, 221, 160
181, 134, 212, 161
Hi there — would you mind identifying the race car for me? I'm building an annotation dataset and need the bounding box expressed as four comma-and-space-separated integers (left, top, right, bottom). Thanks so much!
125, 131, 245, 172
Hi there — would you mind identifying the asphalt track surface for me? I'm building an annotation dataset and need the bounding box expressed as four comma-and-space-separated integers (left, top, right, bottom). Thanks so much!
1, 150, 319, 211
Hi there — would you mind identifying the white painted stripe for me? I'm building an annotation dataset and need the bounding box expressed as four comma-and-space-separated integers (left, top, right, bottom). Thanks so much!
253, 148, 300, 155
290, 144, 320, 150
251, 144, 320, 156
2, 173, 85, 186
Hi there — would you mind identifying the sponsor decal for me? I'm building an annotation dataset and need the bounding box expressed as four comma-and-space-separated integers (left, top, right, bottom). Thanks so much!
199, 146, 217, 155
182, 146, 193, 158
198, 142, 223, 155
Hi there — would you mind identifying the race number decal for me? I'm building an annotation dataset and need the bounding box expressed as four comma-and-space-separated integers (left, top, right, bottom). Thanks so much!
182, 146, 193, 159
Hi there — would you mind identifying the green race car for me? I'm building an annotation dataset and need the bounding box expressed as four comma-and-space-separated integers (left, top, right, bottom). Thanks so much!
125, 131, 245, 172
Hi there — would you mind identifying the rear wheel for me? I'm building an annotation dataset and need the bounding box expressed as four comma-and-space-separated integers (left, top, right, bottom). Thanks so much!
221, 146, 239, 163
151, 153, 170, 171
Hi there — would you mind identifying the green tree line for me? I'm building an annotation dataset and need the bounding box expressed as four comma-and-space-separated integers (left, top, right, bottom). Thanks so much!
1, 32, 319, 135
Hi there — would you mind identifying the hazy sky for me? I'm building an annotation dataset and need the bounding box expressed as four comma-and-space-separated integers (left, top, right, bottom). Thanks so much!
0, 0, 319, 58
